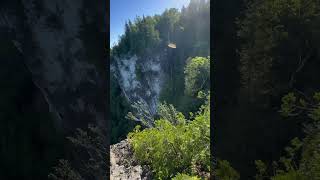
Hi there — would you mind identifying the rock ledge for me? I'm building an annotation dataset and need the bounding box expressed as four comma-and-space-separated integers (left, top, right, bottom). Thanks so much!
110, 139, 152, 180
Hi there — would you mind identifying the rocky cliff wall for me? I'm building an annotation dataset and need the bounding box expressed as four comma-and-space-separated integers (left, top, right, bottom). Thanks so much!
112, 52, 165, 115
0, 0, 108, 132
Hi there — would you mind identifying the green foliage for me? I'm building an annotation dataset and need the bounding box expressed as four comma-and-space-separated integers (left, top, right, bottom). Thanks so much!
126, 100, 155, 128
128, 95, 210, 179
159, 0, 210, 113
280, 93, 297, 116
253, 92, 320, 179
237, 0, 320, 102
280, 92, 320, 121
156, 8, 180, 45
184, 56, 210, 96
49, 125, 108, 179
158, 102, 186, 125
172, 173, 201, 180
112, 0, 210, 57
160, 55, 210, 117
299, 130, 320, 179
215, 160, 240, 180
281, 138, 302, 170
308, 106, 320, 122
216, 0, 320, 178
313, 92, 320, 102
48, 160, 83, 180
67, 125, 108, 179
113, 15, 160, 56
255, 160, 267, 180
271, 171, 306, 180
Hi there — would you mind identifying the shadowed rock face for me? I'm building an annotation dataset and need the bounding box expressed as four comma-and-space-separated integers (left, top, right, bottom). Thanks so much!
1, 0, 108, 133
0, 0, 108, 178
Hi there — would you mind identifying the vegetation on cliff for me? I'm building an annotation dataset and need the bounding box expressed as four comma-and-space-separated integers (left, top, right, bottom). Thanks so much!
110, 0, 210, 144
128, 92, 210, 179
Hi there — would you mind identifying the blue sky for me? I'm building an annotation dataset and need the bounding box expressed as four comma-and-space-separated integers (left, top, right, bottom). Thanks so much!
110, 0, 190, 48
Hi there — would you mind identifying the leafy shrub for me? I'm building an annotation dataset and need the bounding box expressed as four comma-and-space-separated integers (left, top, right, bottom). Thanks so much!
172, 173, 201, 180
215, 160, 240, 180
128, 95, 210, 179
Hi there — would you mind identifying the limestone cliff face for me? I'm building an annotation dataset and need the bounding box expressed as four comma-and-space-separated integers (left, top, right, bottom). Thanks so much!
111, 52, 165, 115
0, 0, 108, 132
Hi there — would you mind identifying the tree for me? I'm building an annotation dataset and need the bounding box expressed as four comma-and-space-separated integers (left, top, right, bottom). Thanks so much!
156, 8, 180, 45
219, 1, 320, 176
252, 92, 320, 179
237, 0, 320, 103
184, 56, 210, 96
48, 125, 108, 180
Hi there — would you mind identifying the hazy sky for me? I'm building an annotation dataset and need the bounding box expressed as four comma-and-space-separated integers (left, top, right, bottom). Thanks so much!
110, 0, 190, 48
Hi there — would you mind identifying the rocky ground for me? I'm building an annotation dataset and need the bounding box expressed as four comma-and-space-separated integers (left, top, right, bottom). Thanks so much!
110, 139, 152, 180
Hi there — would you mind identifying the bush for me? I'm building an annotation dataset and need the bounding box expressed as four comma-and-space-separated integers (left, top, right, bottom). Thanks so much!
215, 160, 240, 180
128, 95, 210, 179
172, 173, 201, 180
